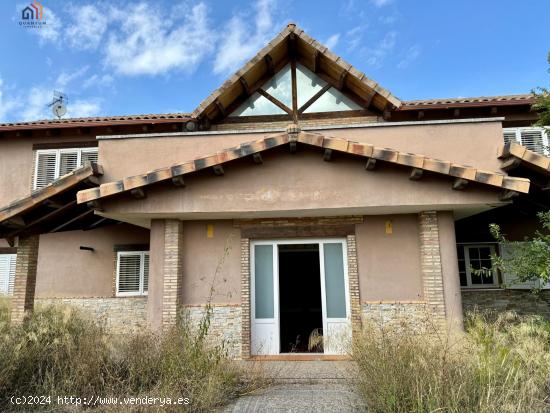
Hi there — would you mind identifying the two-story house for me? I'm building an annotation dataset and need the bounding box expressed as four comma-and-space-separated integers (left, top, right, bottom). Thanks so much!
1, 24, 548, 359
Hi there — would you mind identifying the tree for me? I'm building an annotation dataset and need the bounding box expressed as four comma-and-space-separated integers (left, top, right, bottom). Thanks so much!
485, 212, 550, 290
532, 52, 550, 127
478, 55, 550, 291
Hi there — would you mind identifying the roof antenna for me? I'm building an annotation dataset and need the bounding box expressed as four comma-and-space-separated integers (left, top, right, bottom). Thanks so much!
48, 91, 68, 119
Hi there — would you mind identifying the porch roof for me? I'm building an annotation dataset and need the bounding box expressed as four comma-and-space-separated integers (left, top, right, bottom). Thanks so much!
76, 125, 530, 208
0, 163, 114, 242
498, 141, 550, 177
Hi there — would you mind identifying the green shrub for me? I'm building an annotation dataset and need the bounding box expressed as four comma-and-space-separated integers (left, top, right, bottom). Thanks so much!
353, 312, 550, 413
0, 303, 254, 412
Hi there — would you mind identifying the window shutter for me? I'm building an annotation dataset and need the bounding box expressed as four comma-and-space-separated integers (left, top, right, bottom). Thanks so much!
35, 151, 57, 189
143, 253, 149, 292
499, 243, 539, 289
519, 129, 545, 155
117, 253, 142, 294
0, 254, 16, 296
503, 129, 518, 145
59, 150, 79, 177
81, 149, 99, 166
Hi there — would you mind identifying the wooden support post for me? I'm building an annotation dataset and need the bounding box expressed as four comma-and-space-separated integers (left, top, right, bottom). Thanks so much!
87, 200, 103, 212
213, 165, 224, 176
264, 54, 275, 75
337, 70, 348, 90
409, 168, 423, 180
452, 178, 469, 190
215, 99, 226, 118
252, 153, 263, 164
500, 157, 522, 171
130, 188, 146, 199
323, 149, 333, 162
239, 77, 251, 97
500, 190, 519, 201
312, 50, 319, 72
172, 176, 185, 187
365, 158, 377, 170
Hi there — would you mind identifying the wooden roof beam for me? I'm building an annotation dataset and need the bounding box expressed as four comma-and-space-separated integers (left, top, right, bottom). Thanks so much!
130, 188, 146, 199
312, 50, 320, 73
323, 149, 333, 161
213, 165, 224, 176
409, 168, 423, 180
215, 99, 226, 118
264, 54, 275, 76
453, 178, 469, 190
336, 70, 348, 91
239, 77, 251, 97
49, 209, 94, 233
172, 176, 186, 187
365, 158, 377, 170
252, 153, 263, 164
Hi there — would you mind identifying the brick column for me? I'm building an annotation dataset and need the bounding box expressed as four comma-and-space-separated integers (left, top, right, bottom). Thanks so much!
240, 238, 251, 359
161, 219, 184, 329
418, 211, 446, 323
346, 234, 361, 336
11, 235, 40, 325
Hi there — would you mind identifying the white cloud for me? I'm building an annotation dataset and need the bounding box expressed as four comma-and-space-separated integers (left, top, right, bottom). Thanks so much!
20, 86, 52, 121
82, 73, 114, 89
0, 78, 20, 122
213, 0, 278, 75
67, 99, 102, 118
65, 4, 109, 50
371, 0, 393, 7
324, 34, 340, 50
364, 31, 397, 67
33, 6, 62, 44
55, 66, 90, 88
104, 2, 215, 76
397, 44, 421, 69
346, 26, 367, 52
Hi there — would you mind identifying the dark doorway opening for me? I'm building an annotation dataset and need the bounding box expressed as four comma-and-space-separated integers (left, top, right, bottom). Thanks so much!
278, 244, 323, 353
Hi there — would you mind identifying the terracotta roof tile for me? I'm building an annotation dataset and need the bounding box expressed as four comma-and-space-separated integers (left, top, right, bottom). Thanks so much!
401, 94, 534, 110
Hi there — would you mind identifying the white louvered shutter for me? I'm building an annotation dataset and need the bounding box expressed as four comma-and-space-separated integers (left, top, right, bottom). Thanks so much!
117, 253, 142, 295
519, 129, 545, 155
0, 254, 16, 296
503, 129, 518, 145
143, 253, 149, 293
34, 151, 57, 189
81, 148, 99, 166
59, 150, 79, 177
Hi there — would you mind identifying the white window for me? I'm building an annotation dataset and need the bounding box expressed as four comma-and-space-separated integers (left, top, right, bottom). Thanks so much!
0, 254, 16, 296
457, 244, 498, 288
34, 147, 99, 190
503, 127, 549, 156
116, 251, 149, 296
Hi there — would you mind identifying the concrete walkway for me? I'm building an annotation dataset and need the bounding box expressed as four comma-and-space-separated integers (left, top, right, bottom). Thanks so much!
223, 361, 367, 412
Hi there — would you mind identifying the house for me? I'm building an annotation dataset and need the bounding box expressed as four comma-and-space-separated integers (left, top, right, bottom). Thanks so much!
1, 24, 548, 359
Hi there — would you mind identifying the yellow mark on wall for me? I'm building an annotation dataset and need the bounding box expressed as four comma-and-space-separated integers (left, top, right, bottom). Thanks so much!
206, 224, 214, 238
385, 220, 393, 234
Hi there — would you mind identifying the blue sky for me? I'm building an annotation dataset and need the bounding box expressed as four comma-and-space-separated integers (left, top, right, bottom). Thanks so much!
0, 0, 549, 122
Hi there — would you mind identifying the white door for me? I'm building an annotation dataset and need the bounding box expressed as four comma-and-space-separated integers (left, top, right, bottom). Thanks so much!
251, 242, 279, 355
0, 254, 16, 296
250, 239, 351, 356
319, 240, 352, 355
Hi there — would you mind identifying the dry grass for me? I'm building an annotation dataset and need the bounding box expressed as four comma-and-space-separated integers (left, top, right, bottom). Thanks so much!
0, 299, 259, 412
353, 312, 550, 413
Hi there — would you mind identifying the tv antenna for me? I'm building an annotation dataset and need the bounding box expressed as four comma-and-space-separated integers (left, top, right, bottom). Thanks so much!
49, 91, 67, 119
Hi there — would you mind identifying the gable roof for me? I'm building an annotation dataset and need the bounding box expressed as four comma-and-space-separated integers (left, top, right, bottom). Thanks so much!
191, 23, 402, 122
76, 125, 529, 206
498, 141, 550, 176
0, 163, 108, 240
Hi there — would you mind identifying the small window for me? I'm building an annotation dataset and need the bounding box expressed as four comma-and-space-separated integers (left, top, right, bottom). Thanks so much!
34, 147, 99, 190
456, 244, 498, 288
0, 254, 16, 296
502, 127, 549, 156
116, 251, 149, 296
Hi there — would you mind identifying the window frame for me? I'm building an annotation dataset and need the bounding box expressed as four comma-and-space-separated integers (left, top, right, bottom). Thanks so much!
33, 147, 99, 190
115, 251, 149, 297
457, 243, 499, 289
502, 127, 549, 156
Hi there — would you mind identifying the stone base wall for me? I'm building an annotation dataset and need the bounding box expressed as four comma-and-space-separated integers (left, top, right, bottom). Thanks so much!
462, 290, 550, 321
36, 297, 147, 333
181, 305, 242, 359
361, 302, 435, 331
